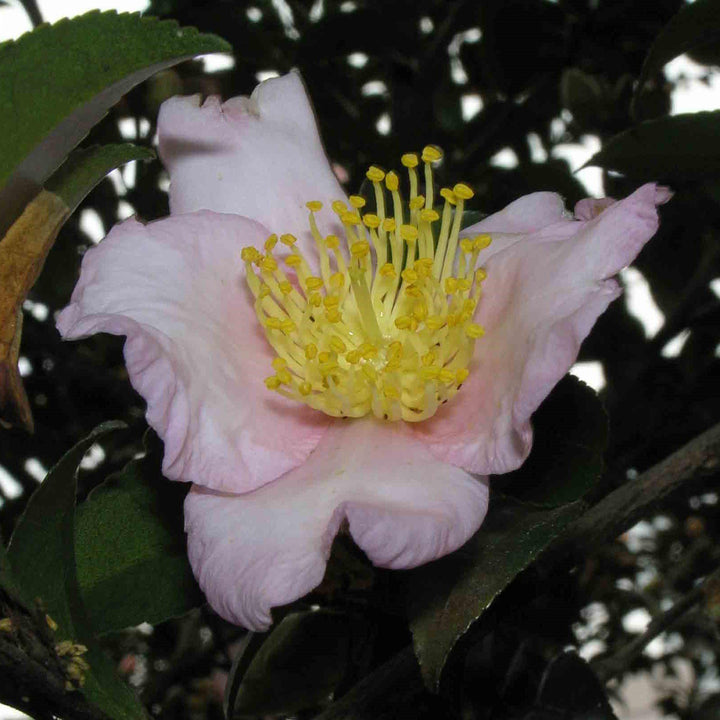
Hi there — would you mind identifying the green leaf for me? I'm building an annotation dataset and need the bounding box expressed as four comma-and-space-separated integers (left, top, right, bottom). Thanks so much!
0, 10, 230, 236
75, 431, 203, 635
46, 143, 155, 212
584, 112, 720, 180
633, 0, 720, 115
226, 610, 373, 718
7, 421, 149, 720
408, 496, 582, 693
0, 533, 29, 610
498, 375, 608, 507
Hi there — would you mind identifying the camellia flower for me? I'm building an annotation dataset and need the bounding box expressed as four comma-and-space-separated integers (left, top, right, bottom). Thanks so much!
57, 71, 669, 630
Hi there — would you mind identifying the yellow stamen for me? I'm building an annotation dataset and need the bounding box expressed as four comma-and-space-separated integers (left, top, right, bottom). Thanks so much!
242, 146, 490, 422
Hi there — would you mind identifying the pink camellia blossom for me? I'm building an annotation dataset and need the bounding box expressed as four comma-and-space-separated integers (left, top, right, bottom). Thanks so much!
57, 71, 669, 630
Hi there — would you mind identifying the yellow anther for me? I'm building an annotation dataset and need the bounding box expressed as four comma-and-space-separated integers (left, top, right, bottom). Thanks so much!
453, 183, 474, 200
319, 361, 339, 375
326, 308, 342, 323
309, 292, 322, 307
264, 234, 278, 252
299, 381, 312, 396
362, 365, 377, 382
281, 319, 296, 333
421, 145, 443, 163
0, 618, 13, 632
379, 263, 396, 278
358, 342, 378, 358
261, 256, 278, 272
363, 213, 380, 228
305, 276, 324, 291
330, 337, 347, 353
456, 368, 470, 384
421, 351, 436, 366
401, 153, 419, 168
285, 255, 301, 267
457, 278, 472, 292
409, 196, 425, 210
351, 241, 371, 258
265, 376, 282, 390
400, 225, 418, 242
323, 295, 339, 308
383, 385, 401, 400
259, 285, 271, 299
385, 171, 399, 192
465, 323, 485, 339
463, 298, 477, 314
346, 350, 361, 364
306, 200, 323, 212
325, 234, 340, 250
425, 315, 445, 330
415, 258, 433, 272
475, 268, 487, 282
401, 268, 418, 284
413, 301, 428, 321
318, 351, 331, 364
341, 211, 362, 225
420, 366, 440, 380
277, 369, 292, 384
279, 281, 293, 295
440, 188, 457, 205
382, 218, 396, 232
395, 316, 412, 330
366, 166, 385, 182
460, 238, 475, 253
241, 246, 260, 262
388, 341, 403, 359
474, 234, 492, 250
330, 272, 345, 289
280, 233, 298, 246
420, 209, 440, 222
266, 317, 282, 330
439, 368, 456, 384
444, 277, 458, 294
272, 357, 288, 371
404, 285, 423, 298
305, 343, 318, 360
332, 200, 347, 214
349, 195, 366, 209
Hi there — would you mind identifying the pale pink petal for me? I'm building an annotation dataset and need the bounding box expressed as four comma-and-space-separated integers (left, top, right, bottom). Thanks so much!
184, 418, 488, 629
158, 71, 346, 253
573, 196, 617, 220
415, 183, 665, 475
57, 211, 328, 493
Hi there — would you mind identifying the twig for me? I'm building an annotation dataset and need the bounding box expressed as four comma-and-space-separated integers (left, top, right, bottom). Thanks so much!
19, 0, 43, 28
592, 567, 720, 682
561, 421, 720, 557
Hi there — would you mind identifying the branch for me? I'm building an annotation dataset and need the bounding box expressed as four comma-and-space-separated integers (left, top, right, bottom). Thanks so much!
592, 567, 720, 682
19, 0, 43, 28
561, 421, 720, 555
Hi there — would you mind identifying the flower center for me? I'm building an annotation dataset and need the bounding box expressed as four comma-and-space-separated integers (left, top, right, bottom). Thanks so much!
242, 145, 492, 422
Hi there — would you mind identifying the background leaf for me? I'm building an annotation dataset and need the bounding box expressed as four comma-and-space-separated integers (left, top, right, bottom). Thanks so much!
226, 610, 374, 718
633, 0, 720, 114
46, 143, 155, 212
7, 421, 149, 720
75, 430, 202, 635
408, 496, 582, 693
584, 112, 720, 180
498, 375, 608, 507
0, 10, 230, 236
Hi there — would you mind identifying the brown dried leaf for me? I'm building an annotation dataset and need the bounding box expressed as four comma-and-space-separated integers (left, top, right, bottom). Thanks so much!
0, 190, 68, 431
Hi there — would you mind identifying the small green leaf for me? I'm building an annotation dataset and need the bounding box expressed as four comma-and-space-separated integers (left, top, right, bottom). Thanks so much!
633, 0, 720, 115
498, 375, 608, 507
408, 496, 582, 693
46, 143, 155, 212
584, 112, 720, 180
226, 610, 373, 718
0, 533, 29, 610
75, 431, 203, 634
7, 421, 149, 720
0, 10, 230, 236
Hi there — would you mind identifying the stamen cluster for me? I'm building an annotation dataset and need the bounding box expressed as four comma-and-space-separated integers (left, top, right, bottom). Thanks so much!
242, 145, 492, 422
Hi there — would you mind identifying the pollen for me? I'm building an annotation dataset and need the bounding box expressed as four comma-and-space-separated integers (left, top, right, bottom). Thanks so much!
242, 146, 491, 422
